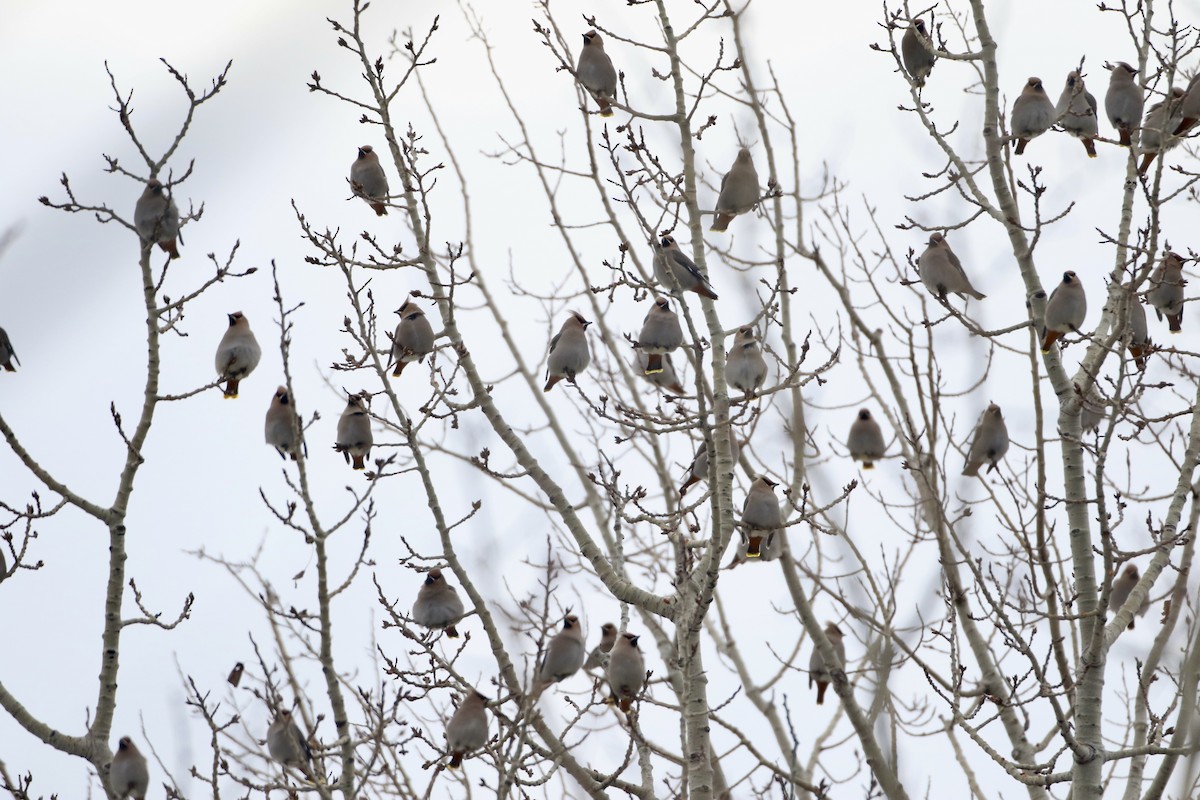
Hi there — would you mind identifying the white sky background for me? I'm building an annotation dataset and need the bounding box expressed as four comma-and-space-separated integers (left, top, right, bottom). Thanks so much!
3, 0, 1200, 797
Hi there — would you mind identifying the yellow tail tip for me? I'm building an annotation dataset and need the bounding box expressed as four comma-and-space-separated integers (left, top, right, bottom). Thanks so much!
223, 392, 238, 399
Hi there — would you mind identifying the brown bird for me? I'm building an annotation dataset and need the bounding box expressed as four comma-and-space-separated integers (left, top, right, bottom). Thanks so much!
446, 691, 489, 768
1147, 251, 1186, 333
1040, 271, 1087, 352
350, 145, 389, 216
679, 435, 740, 495
901, 19, 936, 87
577, 30, 618, 117
638, 296, 683, 375
1138, 87, 1187, 175
1011, 77, 1055, 155
267, 709, 312, 767
584, 622, 618, 671
1105, 62, 1143, 147
606, 632, 645, 712
265, 386, 303, 461
1125, 292, 1152, 370
848, 409, 886, 469
710, 148, 760, 233
1109, 563, 1151, 629
412, 568, 466, 638
334, 392, 373, 470
134, 178, 180, 259
808, 622, 846, 705
109, 737, 150, 800
544, 313, 592, 392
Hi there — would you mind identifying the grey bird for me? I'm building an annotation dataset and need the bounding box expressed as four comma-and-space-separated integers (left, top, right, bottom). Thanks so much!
1041, 271, 1087, 352
1109, 563, 1151, 629
215, 311, 261, 399
710, 148, 760, 232
726, 326, 767, 396
918, 233, 985, 300
1147, 251, 1186, 333
1056, 71, 1099, 158
1105, 62, 1143, 146
1174, 73, 1200, 136
134, 178, 180, 259
638, 296, 684, 375
1126, 292, 1152, 369
848, 409, 886, 469
0, 327, 18, 372
446, 691, 489, 768
901, 19, 936, 87
962, 403, 1009, 476
740, 476, 782, 559
350, 145, 389, 216
412, 568, 465, 638
1138, 88, 1187, 175
109, 737, 150, 800
607, 632, 645, 712
584, 622, 618, 671
335, 392, 373, 470
265, 386, 303, 461
808, 622, 846, 705
536, 614, 587, 686
577, 30, 618, 117
679, 435, 741, 495
1081, 392, 1106, 433
267, 709, 312, 766
637, 350, 686, 395
389, 298, 435, 377
1011, 77, 1056, 155
654, 235, 718, 299
544, 313, 592, 392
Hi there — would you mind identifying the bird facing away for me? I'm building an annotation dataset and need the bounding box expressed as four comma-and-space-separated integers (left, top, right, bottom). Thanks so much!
917, 233, 985, 301
577, 30, 618, 117
726, 326, 768, 396
1056, 71, 1099, 158
636, 350, 686, 395
584, 622, 618, 671
536, 614, 587, 686
1041, 271, 1087, 352
638, 296, 684, 375
265, 386, 303, 461
1175, 72, 1200, 136
134, 178, 180, 259
1011, 77, 1056, 155
390, 298, 435, 377
680, 435, 741, 495
1105, 62, 1144, 147
350, 145, 389, 216
1109, 563, 1151, 629
710, 148, 760, 232
214, 311, 262, 399
412, 568, 466, 638
1125, 293, 1152, 369
607, 632, 645, 712
446, 691, 489, 768
740, 476, 782, 558
268, 709, 312, 767
962, 403, 1010, 476
0, 327, 18, 372
848, 409, 886, 469
901, 19, 936, 87
1147, 251, 1186, 333
653, 235, 718, 299
1138, 88, 1187, 175
109, 737, 150, 800
808, 623, 846, 705
544, 313, 592, 392
335, 392, 373, 470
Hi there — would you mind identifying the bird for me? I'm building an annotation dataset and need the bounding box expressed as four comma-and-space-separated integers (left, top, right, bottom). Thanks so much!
1125, 291, 1152, 369
606, 632, 645, 712
636, 350, 686, 395
808, 622, 846, 705
638, 296, 684, 375
544, 313, 592, 392
267, 709, 312, 767
214, 312, 261, 399
1147, 251, 1186, 333
536, 614, 587, 686
584, 622, 618, 671
1081, 392, 1106, 433
740, 476, 782, 558
1011, 77, 1056, 155
728, 529, 784, 567
134, 178, 180, 259
1174, 72, 1200, 136
0, 327, 18, 372
679, 435, 741, 495
1109, 563, 1151, 629
109, 737, 150, 800
901, 18, 936, 87
917, 233, 985, 301
412, 568, 466, 638
1105, 62, 1144, 147
265, 386, 303, 461
1041, 271, 1087, 352
389, 298, 435, 377
1138, 87, 1187, 175
653, 235, 718, 299
350, 145, 389, 216
227, 662, 244, 687
848, 409, 886, 469
446, 691, 489, 768
726, 326, 767, 396
710, 148, 759, 232
962, 403, 1009, 476
1056, 71, 1099, 158
334, 392, 373, 470
577, 30, 618, 117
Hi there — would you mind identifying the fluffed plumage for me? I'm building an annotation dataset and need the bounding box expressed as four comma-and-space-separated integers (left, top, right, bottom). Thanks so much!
390, 298, 435, 377
848, 409, 886, 469
1105, 62, 1143, 147
808, 623, 846, 705
1056, 71, 1099, 158
1147, 251, 1186, 333
109, 737, 150, 800
710, 148, 759, 232
962, 403, 1009, 476
215, 311, 261, 399
544, 313, 591, 392
351, 145, 389, 216
134, 178, 180, 259
335, 392, 373, 470
638, 296, 684, 375
1041, 271, 1087, 352
918, 233, 985, 301
265, 386, 303, 461
725, 326, 767, 396
413, 568, 466, 638
901, 19, 936, 87
740, 475, 782, 558
577, 30, 618, 117
446, 691, 489, 768
606, 632, 645, 712
1011, 77, 1056, 155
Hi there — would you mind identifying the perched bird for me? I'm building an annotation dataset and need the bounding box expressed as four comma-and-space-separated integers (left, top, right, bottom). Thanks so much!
606, 632, 645, 712
638, 296, 684, 375
653, 235, 718, 299
334, 392, 373, 470
412, 568, 465, 638
848, 409, 886, 469
1147, 251, 1186, 333
227, 662, 245, 687
679, 435, 741, 495
109, 737, 150, 800
1126, 292, 1152, 369
0, 327, 18, 372
917, 233, 985, 301
808, 623, 846, 705
446, 691, 489, 768
962, 403, 1009, 476
1081, 392, 1106, 433
536, 614, 587, 686
214, 312, 261, 399
350, 145, 389, 216
1109, 563, 1151, 629
265, 386, 303, 461
710, 148, 759, 233
1011, 77, 1056, 155
584, 622, 618, 671
1138, 88, 1187, 175
577, 30, 618, 117
740, 476, 782, 558
1174, 73, 1200, 136
1056, 71, 1099, 158
725, 326, 767, 396
544, 313, 591, 392
267, 710, 312, 767
1041, 271, 1087, 352
636, 350, 686, 395
134, 178, 180, 259
1105, 62, 1144, 146
901, 19, 936, 87
389, 298, 435, 377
